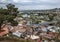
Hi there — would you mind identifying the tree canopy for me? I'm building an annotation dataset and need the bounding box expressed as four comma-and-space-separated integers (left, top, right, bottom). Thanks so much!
0, 3, 19, 29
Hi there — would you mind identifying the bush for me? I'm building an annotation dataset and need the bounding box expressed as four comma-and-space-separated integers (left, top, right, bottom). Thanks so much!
0, 37, 33, 42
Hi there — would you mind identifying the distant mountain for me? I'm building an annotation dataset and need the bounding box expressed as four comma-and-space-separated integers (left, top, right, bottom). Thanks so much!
20, 8, 60, 13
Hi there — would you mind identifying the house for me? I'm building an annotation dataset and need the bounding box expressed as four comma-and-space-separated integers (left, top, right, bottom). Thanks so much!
12, 28, 26, 37
12, 24, 26, 37
39, 25, 47, 33
0, 24, 9, 36
40, 32, 56, 42
47, 26, 59, 33
30, 35, 39, 40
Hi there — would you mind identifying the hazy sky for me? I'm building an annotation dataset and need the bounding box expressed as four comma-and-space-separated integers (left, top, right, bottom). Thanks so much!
0, 0, 60, 10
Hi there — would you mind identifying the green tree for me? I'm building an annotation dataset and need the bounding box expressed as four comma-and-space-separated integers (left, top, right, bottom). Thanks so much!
0, 3, 19, 30
6, 3, 19, 17
48, 14, 54, 21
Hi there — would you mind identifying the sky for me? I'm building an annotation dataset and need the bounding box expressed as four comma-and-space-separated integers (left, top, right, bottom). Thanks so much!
0, 0, 60, 10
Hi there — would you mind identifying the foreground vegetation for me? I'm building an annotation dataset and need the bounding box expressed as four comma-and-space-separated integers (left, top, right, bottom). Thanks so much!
0, 36, 33, 42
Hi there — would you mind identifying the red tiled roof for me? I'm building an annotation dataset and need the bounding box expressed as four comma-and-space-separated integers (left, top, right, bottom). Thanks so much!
0, 30, 5, 33
0, 25, 9, 36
